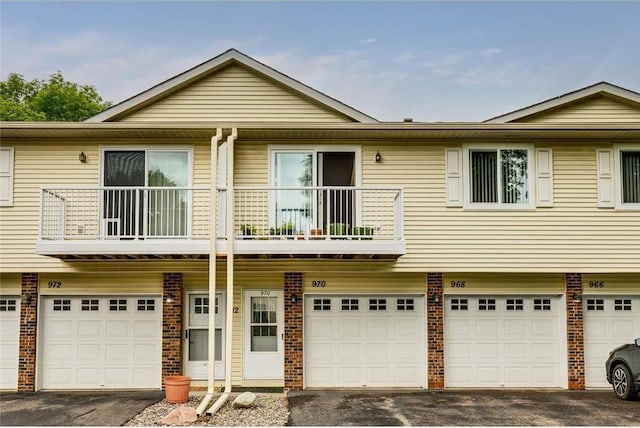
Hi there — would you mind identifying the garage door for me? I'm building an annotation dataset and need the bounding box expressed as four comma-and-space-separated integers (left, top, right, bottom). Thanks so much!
584, 295, 640, 388
445, 295, 564, 388
304, 295, 425, 388
42, 296, 161, 389
0, 297, 20, 389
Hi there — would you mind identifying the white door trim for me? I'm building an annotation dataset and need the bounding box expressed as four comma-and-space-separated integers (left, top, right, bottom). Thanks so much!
243, 289, 284, 380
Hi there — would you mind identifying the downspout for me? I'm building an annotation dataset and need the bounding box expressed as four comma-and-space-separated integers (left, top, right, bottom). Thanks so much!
207, 127, 238, 415
196, 127, 223, 417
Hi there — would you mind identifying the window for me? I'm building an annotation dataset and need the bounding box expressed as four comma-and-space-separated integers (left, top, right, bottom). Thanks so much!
506, 298, 524, 311
586, 298, 604, 311
53, 299, 71, 311
397, 298, 415, 311
534, 298, 551, 311
0, 299, 17, 312
341, 299, 359, 311
137, 299, 155, 311
614, 299, 632, 311
369, 298, 387, 311
469, 148, 530, 206
313, 298, 331, 311
109, 299, 127, 311
81, 299, 99, 311
0, 147, 14, 206
194, 297, 209, 314
450, 298, 468, 311
478, 298, 496, 311
621, 150, 640, 205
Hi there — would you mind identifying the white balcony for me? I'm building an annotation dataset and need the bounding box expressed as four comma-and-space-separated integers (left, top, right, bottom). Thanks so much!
36, 186, 405, 259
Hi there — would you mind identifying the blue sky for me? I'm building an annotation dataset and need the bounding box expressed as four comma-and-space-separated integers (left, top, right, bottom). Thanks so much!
1, 1, 639, 121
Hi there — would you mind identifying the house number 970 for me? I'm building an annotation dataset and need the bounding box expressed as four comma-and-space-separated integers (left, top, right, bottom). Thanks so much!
312, 281, 326, 288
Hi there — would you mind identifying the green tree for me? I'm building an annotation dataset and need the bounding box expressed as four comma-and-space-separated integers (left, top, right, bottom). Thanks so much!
0, 72, 111, 121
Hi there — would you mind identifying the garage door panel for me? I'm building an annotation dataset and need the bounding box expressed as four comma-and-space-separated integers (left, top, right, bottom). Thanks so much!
0, 299, 19, 389
305, 295, 425, 388
42, 296, 161, 389
308, 319, 332, 337
445, 295, 563, 388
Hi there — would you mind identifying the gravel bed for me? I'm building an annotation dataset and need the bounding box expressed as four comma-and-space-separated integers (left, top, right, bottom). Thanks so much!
124, 393, 288, 426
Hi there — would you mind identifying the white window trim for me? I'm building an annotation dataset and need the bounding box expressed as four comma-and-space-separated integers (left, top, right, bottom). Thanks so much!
0, 147, 14, 207
614, 144, 640, 210
462, 144, 535, 210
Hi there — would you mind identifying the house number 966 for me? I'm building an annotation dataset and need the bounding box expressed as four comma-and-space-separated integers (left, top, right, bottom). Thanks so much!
588, 281, 605, 288
312, 280, 326, 288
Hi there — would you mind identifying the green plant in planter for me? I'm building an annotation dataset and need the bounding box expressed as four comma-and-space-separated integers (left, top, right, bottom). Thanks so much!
329, 223, 349, 237
240, 224, 256, 238
270, 222, 296, 237
352, 226, 374, 240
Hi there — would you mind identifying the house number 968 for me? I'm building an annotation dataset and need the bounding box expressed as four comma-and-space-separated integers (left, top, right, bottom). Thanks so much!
450, 281, 466, 288
312, 281, 326, 288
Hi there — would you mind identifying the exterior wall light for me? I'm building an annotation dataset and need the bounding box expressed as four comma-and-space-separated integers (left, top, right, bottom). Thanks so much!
291, 294, 299, 304
375, 151, 382, 163
430, 295, 440, 304
165, 293, 175, 303
79, 152, 87, 163
23, 294, 32, 305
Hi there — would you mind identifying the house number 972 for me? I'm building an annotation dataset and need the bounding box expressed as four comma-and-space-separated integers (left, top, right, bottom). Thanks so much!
312, 280, 326, 288
47, 281, 61, 288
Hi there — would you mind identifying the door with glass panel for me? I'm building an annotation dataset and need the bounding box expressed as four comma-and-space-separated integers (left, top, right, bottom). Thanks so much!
271, 150, 356, 236
185, 293, 225, 380
102, 149, 189, 238
243, 290, 284, 379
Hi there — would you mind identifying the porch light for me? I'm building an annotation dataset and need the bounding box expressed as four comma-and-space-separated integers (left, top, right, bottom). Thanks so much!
79, 152, 87, 163
572, 293, 582, 303
22, 294, 32, 305
375, 151, 382, 163
430, 295, 440, 304
290, 294, 300, 304
165, 293, 175, 303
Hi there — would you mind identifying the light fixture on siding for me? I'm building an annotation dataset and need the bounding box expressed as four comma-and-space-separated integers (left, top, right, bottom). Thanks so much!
375, 151, 382, 163
165, 293, 175, 303
79, 152, 87, 163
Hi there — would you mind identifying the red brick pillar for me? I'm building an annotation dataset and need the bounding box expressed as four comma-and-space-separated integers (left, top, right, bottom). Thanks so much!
427, 272, 444, 389
284, 272, 303, 391
565, 273, 585, 390
162, 273, 183, 385
18, 273, 38, 392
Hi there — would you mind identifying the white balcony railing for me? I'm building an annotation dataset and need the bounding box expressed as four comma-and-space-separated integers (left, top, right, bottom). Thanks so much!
39, 186, 403, 244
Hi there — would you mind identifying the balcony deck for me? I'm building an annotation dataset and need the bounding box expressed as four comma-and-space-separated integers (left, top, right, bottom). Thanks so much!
36, 186, 405, 260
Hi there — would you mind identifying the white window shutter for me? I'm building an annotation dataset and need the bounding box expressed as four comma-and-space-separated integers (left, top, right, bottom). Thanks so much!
445, 148, 463, 207
535, 148, 554, 207
597, 149, 615, 208
0, 147, 14, 207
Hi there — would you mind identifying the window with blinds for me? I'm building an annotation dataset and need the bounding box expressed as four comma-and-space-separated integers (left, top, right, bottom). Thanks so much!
621, 151, 640, 204
470, 149, 529, 205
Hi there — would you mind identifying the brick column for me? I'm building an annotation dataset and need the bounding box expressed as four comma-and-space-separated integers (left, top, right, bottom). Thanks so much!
162, 273, 183, 385
18, 273, 38, 392
427, 272, 444, 389
565, 273, 585, 390
284, 272, 303, 391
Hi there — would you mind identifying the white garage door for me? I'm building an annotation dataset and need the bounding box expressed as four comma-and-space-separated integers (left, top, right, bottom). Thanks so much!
42, 296, 162, 389
0, 297, 20, 389
305, 295, 425, 388
584, 295, 640, 388
445, 295, 564, 388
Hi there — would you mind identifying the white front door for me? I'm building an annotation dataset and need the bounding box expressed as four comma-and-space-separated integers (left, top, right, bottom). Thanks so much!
185, 292, 225, 380
584, 295, 640, 388
243, 290, 284, 380
0, 297, 20, 389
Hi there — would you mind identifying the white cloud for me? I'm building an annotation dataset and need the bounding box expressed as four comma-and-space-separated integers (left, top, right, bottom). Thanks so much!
481, 47, 501, 57
359, 37, 377, 45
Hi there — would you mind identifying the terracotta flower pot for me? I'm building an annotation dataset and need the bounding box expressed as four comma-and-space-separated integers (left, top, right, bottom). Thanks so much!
164, 376, 191, 403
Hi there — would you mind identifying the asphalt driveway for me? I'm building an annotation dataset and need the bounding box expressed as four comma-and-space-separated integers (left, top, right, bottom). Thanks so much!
0, 391, 164, 426
288, 389, 640, 426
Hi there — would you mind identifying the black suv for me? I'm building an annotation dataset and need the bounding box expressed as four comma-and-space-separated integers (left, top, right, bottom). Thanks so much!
606, 338, 640, 400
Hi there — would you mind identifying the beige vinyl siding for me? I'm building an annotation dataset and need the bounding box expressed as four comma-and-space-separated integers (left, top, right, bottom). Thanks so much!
515, 96, 640, 123
443, 273, 564, 294
37, 272, 162, 295
302, 272, 425, 294
119, 65, 353, 123
0, 273, 21, 294
582, 274, 640, 294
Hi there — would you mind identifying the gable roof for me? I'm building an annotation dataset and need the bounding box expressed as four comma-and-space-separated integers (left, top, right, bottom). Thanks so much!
484, 82, 640, 123
87, 49, 377, 123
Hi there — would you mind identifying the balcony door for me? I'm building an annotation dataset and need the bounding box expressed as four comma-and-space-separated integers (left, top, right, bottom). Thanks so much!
271, 149, 357, 235
102, 149, 190, 239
